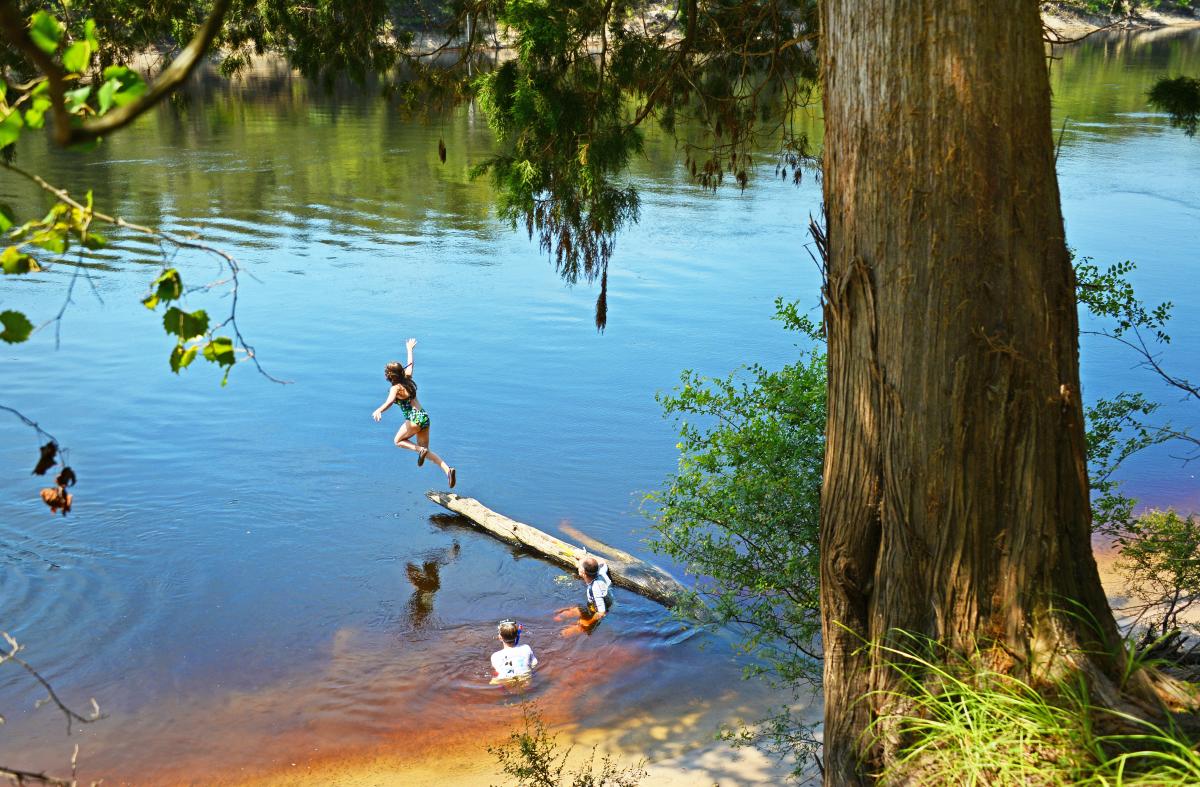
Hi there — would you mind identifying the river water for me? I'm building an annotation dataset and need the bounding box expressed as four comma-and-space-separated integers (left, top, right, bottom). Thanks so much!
1, 27, 1198, 785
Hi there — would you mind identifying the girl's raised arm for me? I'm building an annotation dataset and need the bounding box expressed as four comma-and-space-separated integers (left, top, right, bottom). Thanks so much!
405, 337, 417, 374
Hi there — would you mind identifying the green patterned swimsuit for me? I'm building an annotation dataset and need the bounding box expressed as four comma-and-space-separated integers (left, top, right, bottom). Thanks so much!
396, 390, 430, 430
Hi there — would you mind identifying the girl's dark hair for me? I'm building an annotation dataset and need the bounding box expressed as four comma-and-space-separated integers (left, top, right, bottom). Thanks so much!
384, 362, 417, 397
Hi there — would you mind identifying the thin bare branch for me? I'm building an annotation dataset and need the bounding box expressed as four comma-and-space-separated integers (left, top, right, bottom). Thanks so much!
0, 404, 61, 447
0, 764, 74, 787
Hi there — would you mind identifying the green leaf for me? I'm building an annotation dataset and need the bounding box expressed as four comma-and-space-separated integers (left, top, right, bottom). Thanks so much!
0, 310, 34, 343
97, 78, 117, 115
84, 19, 98, 50
142, 268, 182, 309
0, 109, 24, 148
169, 343, 199, 373
64, 85, 91, 113
28, 11, 63, 55
162, 307, 209, 340
82, 232, 106, 249
1, 246, 41, 274
112, 80, 147, 108
99, 66, 146, 109
23, 96, 51, 129
101, 65, 133, 82
0, 203, 14, 233
203, 336, 236, 368
62, 41, 92, 73
30, 228, 67, 254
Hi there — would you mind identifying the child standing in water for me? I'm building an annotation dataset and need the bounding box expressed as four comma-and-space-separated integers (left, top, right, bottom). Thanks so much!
372, 338, 457, 488
491, 620, 538, 682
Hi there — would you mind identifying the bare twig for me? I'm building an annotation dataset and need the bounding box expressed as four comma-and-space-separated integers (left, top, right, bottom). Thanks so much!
0, 764, 74, 787
0, 633, 101, 786
0, 404, 61, 447
1, 632, 104, 736
1042, 16, 1132, 46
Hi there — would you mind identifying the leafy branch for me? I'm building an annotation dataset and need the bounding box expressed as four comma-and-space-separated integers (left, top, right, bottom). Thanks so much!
0, 0, 233, 147
1, 161, 288, 385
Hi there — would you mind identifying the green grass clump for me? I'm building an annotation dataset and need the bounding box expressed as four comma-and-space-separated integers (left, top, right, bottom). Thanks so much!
867, 634, 1200, 786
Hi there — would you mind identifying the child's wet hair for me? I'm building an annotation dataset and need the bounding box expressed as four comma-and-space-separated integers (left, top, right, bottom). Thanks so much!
498, 621, 520, 644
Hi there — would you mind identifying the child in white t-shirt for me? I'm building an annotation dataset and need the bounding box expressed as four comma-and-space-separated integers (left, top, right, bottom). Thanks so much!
490, 620, 538, 682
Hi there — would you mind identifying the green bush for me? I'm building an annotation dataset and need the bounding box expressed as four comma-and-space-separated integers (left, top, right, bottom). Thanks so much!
489, 705, 646, 787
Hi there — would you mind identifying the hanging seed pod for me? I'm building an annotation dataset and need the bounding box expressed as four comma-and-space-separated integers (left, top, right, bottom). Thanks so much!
438, 137, 447, 164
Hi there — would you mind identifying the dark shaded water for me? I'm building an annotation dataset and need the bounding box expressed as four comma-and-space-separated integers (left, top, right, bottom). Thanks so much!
0, 26, 1198, 784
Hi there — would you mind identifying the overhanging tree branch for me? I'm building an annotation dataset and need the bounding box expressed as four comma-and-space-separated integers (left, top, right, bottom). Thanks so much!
0, 0, 232, 147
630, 0, 698, 128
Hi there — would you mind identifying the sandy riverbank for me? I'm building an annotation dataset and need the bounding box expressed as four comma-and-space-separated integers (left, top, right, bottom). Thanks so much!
1043, 1, 1200, 38
227, 711, 798, 787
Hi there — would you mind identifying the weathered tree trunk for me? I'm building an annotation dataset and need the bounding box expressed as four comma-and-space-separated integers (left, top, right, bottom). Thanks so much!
816, 2, 1186, 783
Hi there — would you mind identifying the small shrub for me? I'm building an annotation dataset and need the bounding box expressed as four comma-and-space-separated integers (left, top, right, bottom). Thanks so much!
1117, 509, 1200, 638
489, 705, 646, 787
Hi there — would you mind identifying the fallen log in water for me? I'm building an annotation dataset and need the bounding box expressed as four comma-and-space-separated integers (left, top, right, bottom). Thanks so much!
425, 491, 688, 608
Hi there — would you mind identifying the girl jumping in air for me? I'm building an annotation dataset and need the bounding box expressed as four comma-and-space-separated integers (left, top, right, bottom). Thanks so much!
373, 338, 457, 488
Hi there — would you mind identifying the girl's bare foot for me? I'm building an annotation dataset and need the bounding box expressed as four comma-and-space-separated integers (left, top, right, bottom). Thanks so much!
417, 446, 429, 466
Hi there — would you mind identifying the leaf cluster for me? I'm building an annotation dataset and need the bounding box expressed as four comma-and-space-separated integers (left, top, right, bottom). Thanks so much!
141, 268, 238, 382
1075, 259, 1172, 343
0, 10, 146, 152
0, 193, 106, 343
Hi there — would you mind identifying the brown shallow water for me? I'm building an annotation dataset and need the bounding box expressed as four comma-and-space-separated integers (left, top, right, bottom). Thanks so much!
13, 623, 796, 786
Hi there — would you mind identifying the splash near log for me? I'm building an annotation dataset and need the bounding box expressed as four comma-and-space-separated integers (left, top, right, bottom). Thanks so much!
424, 491, 687, 608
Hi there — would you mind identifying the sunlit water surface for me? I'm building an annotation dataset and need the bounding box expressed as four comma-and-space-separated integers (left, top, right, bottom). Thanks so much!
0, 27, 1198, 784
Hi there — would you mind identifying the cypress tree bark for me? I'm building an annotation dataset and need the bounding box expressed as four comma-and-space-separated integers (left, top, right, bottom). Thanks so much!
816, 2, 1191, 782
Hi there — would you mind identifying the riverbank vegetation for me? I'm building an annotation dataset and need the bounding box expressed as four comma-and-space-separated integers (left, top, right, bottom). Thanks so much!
645, 257, 1200, 779
2, 2, 1199, 785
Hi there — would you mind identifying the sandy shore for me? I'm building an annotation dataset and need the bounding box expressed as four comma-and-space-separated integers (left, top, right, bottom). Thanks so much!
1042, 1, 1200, 38
230, 719, 796, 787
